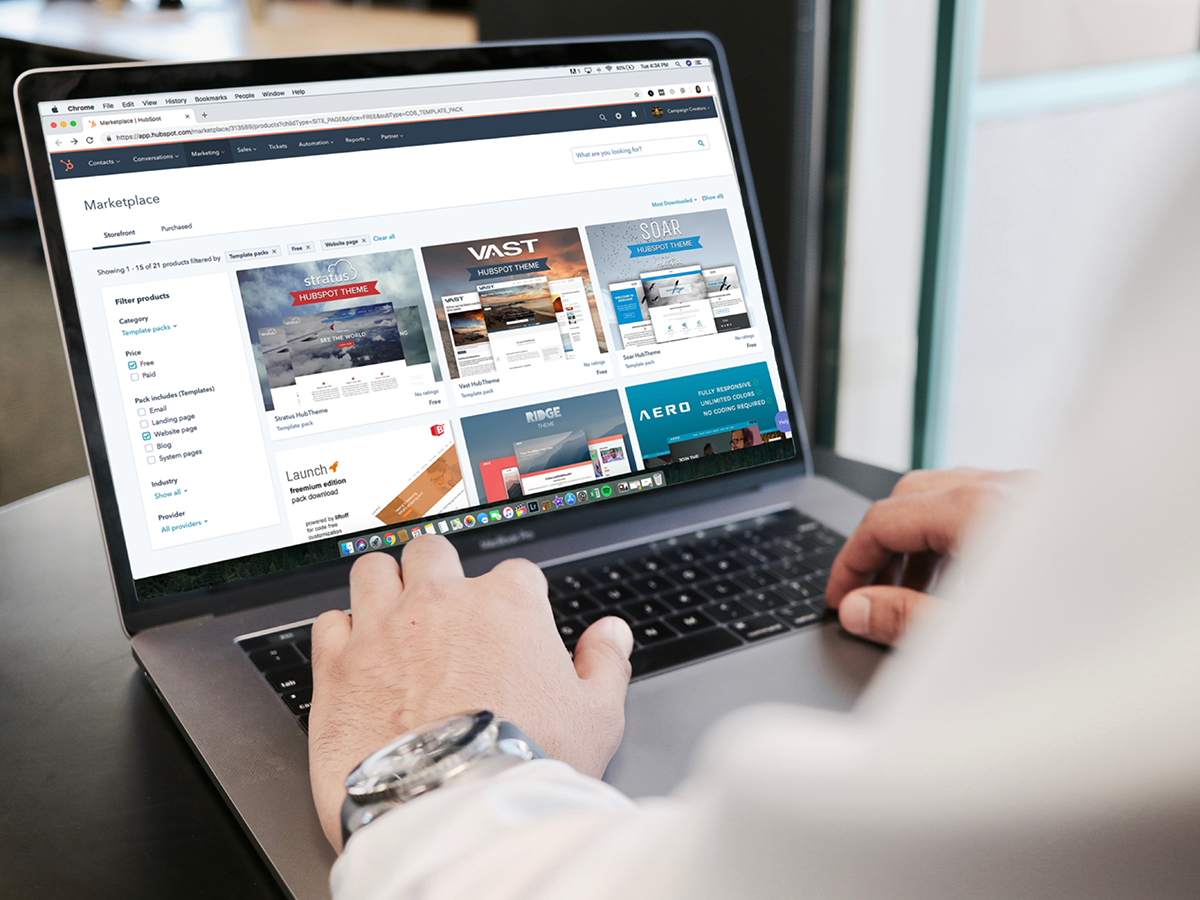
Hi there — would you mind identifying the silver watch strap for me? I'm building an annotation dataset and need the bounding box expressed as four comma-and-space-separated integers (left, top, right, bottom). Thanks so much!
341, 716, 546, 846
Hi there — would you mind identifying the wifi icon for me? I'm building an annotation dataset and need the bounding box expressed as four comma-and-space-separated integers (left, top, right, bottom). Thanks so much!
606, 65, 613, 71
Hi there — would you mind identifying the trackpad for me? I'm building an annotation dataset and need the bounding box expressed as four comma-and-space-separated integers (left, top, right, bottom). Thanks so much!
603, 623, 884, 797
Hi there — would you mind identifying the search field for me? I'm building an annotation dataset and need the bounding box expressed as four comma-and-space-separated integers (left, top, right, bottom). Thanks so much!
572, 135, 710, 163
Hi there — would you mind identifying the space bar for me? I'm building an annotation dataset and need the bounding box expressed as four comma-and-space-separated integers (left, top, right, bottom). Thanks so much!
630, 629, 743, 678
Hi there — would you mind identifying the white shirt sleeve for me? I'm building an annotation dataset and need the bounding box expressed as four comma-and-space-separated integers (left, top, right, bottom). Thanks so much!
331, 759, 691, 900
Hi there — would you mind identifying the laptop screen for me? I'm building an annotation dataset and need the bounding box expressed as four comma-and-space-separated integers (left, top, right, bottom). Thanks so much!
34, 49, 797, 602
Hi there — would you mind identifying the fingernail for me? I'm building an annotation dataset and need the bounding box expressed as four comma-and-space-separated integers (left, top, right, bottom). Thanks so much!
601, 616, 634, 658
839, 591, 871, 637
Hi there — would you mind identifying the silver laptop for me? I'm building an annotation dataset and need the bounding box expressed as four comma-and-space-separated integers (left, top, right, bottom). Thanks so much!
16, 34, 883, 900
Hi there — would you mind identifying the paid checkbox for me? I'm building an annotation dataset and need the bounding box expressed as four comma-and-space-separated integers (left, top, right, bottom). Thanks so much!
130, 373, 139, 381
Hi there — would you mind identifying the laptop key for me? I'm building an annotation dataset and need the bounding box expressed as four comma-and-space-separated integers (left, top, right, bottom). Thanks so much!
674, 562, 715, 584
760, 510, 816, 535
775, 578, 819, 603
298, 714, 309, 733
730, 615, 790, 642
552, 594, 598, 617
696, 579, 740, 602
633, 554, 673, 574
547, 573, 594, 595
661, 589, 706, 610
735, 569, 774, 590
587, 584, 638, 606
632, 620, 678, 645
628, 574, 677, 596
630, 628, 743, 678
707, 600, 753, 622
776, 604, 825, 628
619, 598, 671, 622
585, 563, 636, 584
707, 555, 746, 575
743, 589, 789, 613
295, 638, 312, 660
249, 645, 302, 672
556, 619, 585, 649
661, 546, 700, 566
666, 609, 718, 634
266, 665, 312, 693
281, 686, 313, 715
272, 625, 312, 645
768, 558, 810, 580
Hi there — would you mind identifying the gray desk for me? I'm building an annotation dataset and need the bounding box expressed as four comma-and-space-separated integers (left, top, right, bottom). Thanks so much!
0, 450, 899, 899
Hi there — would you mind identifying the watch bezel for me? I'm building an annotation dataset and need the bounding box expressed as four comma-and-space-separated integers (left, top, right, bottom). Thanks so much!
345, 710, 497, 801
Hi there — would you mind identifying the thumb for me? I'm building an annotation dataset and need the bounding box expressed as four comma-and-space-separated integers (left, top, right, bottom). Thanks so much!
837, 585, 931, 646
573, 615, 634, 699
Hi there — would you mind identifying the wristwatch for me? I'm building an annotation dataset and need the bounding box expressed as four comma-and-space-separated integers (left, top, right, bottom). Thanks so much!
341, 710, 547, 846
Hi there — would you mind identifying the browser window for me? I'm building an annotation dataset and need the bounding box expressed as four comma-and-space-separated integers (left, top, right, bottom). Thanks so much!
39, 58, 795, 600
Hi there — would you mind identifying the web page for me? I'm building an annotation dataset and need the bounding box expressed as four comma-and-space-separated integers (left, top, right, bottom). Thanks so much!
40, 59, 796, 597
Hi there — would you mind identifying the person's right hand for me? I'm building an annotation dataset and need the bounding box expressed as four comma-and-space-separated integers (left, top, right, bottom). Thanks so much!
824, 468, 1021, 646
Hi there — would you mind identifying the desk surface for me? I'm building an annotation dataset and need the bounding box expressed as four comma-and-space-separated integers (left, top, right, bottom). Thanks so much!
0, 451, 897, 899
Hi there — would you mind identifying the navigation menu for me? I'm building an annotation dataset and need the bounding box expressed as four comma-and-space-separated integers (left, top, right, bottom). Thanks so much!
50, 97, 718, 180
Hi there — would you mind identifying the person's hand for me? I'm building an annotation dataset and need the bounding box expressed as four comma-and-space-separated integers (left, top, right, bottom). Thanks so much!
307, 536, 634, 852
825, 468, 1020, 646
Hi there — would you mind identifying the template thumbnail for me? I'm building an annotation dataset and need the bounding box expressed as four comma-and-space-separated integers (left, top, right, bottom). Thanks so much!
585, 210, 752, 352
273, 422, 466, 541
236, 250, 440, 419
422, 229, 608, 382
459, 390, 632, 502
624, 362, 784, 465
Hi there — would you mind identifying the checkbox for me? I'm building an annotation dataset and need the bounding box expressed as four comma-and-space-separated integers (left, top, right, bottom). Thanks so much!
139, 419, 148, 428
137, 408, 146, 416
146, 456, 155, 465
128, 361, 137, 370
130, 373, 139, 381
141, 431, 151, 441
144, 444, 153, 453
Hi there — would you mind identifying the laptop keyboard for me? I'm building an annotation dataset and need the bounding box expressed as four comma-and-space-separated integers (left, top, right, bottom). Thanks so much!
236, 508, 842, 733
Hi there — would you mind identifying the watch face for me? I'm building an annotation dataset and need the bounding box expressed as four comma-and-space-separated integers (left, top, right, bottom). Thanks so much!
348, 711, 495, 798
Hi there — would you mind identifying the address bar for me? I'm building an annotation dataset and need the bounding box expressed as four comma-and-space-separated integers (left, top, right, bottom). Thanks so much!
96, 90, 650, 145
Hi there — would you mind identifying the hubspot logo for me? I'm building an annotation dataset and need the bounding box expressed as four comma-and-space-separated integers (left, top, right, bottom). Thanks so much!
60, 159, 73, 172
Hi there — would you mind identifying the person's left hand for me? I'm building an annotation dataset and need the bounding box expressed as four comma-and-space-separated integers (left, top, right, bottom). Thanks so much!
307, 536, 635, 852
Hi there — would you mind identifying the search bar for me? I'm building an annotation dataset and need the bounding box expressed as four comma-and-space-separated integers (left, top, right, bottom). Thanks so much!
572, 134, 710, 163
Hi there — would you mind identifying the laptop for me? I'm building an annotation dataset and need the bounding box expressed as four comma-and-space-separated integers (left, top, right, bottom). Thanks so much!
16, 34, 884, 900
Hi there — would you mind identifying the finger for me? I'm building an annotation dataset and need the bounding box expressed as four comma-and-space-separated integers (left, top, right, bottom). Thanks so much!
871, 552, 903, 587
900, 549, 942, 593
573, 616, 634, 700
347, 551, 402, 627
399, 534, 465, 595
825, 485, 985, 608
837, 585, 931, 646
310, 609, 352, 676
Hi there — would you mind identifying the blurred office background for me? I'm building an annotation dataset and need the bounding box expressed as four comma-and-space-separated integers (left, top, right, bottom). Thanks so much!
2, 0, 1199, 505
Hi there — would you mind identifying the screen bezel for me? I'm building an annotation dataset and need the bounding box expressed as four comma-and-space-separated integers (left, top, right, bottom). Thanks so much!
16, 33, 812, 636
